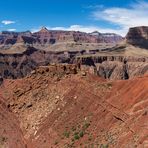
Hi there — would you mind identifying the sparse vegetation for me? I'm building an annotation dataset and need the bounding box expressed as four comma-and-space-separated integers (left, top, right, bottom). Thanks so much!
88, 136, 92, 141
97, 83, 112, 89
79, 131, 84, 137
63, 131, 70, 138
100, 144, 109, 148
83, 122, 90, 130
74, 133, 80, 140
106, 83, 112, 88
62, 121, 91, 145
71, 126, 76, 131
0, 136, 7, 145
54, 140, 58, 145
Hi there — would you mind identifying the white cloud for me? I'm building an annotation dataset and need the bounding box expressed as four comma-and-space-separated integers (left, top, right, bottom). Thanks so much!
31, 25, 123, 36
31, 1, 148, 37
49, 25, 100, 33
84, 5, 104, 9
2, 20, 15, 25
7, 29, 16, 31
92, 1, 148, 36
31, 28, 40, 33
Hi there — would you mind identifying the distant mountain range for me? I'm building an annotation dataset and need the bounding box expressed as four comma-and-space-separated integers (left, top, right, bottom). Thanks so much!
0, 27, 123, 46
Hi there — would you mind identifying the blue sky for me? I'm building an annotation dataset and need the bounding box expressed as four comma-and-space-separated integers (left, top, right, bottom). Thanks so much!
0, 0, 148, 36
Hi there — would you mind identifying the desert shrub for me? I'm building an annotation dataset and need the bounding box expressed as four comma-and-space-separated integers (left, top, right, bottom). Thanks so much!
79, 131, 84, 137
74, 134, 80, 140
100, 144, 109, 148
63, 131, 70, 138
83, 123, 90, 130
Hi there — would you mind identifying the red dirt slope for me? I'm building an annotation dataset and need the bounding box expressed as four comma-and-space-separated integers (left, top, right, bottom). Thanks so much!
0, 95, 26, 148
0, 65, 147, 148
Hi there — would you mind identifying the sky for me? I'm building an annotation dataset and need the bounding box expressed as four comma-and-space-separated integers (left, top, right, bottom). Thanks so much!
0, 0, 148, 36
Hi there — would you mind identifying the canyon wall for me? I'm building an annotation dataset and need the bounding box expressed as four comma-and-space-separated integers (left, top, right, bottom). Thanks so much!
126, 26, 148, 48
0, 47, 147, 80
75, 56, 148, 80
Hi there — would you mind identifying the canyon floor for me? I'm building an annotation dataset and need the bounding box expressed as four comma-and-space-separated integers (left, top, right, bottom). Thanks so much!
0, 64, 148, 148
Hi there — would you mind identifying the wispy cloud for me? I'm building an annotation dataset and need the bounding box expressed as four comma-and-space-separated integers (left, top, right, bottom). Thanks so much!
1, 20, 15, 25
31, 1, 148, 37
49, 25, 102, 33
7, 28, 16, 31
92, 1, 148, 36
83, 4, 104, 9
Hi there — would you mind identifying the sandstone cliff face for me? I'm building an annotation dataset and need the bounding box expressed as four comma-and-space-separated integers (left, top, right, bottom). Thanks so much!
126, 26, 148, 48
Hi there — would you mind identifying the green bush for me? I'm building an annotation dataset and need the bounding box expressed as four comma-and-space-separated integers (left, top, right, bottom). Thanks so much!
100, 144, 109, 148
63, 131, 70, 138
83, 123, 90, 130
74, 134, 80, 140
79, 131, 84, 137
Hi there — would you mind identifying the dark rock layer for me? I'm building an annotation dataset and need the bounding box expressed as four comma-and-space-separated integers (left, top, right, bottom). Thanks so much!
126, 26, 148, 48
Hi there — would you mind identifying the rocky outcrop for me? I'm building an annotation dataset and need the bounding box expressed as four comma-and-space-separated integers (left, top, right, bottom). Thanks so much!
126, 26, 148, 48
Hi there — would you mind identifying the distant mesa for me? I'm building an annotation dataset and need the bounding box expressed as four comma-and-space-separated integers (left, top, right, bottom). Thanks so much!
89, 31, 102, 36
39, 27, 49, 33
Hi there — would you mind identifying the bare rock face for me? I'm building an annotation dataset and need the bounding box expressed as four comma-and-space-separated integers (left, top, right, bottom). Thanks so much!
126, 26, 148, 48
96, 61, 148, 80
75, 56, 148, 80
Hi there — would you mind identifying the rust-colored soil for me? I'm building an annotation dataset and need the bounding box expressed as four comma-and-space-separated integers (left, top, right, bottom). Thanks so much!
0, 64, 147, 148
